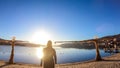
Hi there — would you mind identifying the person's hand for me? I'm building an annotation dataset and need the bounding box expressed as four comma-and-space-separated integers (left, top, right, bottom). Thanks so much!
55, 61, 57, 64
40, 63, 42, 67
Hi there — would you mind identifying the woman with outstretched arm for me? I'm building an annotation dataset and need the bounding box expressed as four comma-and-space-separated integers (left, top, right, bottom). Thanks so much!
40, 40, 57, 68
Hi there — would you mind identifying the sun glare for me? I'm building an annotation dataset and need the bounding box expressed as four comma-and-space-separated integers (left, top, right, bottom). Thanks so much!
30, 30, 51, 45
36, 47, 43, 59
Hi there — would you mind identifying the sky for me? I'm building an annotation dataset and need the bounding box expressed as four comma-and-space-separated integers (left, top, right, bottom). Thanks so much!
0, 0, 120, 42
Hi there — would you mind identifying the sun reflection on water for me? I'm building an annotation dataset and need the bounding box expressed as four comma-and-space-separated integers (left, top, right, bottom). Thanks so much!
36, 47, 44, 59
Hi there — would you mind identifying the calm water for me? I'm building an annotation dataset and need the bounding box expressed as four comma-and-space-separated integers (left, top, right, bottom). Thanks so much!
0, 45, 112, 64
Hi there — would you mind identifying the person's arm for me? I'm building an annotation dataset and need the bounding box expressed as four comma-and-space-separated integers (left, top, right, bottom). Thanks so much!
40, 58, 42, 66
54, 49, 57, 64
40, 49, 44, 66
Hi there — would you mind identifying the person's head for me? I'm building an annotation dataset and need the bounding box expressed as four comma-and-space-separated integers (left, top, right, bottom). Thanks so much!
47, 40, 52, 47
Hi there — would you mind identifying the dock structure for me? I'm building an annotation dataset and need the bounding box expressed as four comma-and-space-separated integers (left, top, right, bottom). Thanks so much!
102, 38, 120, 53
104, 47, 120, 53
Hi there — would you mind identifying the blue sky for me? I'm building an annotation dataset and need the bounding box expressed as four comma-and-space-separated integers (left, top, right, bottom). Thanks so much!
0, 0, 120, 41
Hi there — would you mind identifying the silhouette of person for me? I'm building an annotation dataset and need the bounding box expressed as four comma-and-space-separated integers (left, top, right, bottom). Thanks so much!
41, 40, 57, 68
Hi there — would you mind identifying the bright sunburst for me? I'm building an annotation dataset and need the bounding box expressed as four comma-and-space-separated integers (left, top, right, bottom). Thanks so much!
36, 47, 43, 59
30, 30, 51, 45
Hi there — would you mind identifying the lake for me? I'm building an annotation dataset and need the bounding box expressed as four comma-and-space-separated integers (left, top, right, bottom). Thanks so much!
0, 45, 112, 64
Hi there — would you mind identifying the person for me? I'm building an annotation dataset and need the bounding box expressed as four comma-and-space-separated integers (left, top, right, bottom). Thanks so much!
41, 40, 57, 68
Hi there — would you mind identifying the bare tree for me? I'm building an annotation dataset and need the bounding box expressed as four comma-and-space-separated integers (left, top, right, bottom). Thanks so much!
93, 40, 102, 61
88, 36, 102, 61
9, 36, 16, 64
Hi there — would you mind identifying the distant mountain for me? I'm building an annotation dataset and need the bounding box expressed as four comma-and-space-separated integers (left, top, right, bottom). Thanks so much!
0, 38, 42, 47
0, 33, 120, 47
100, 34, 120, 40
0, 38, 4, 40
55, 34, 120, 49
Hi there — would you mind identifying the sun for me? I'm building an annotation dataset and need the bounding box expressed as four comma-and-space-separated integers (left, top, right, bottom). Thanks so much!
30, 30, 52, 45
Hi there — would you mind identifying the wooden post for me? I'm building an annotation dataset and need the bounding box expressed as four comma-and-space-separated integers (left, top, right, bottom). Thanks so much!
9, 36, 15, 64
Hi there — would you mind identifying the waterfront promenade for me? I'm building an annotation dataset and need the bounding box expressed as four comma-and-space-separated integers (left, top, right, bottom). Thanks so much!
0, 53, 120, 68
